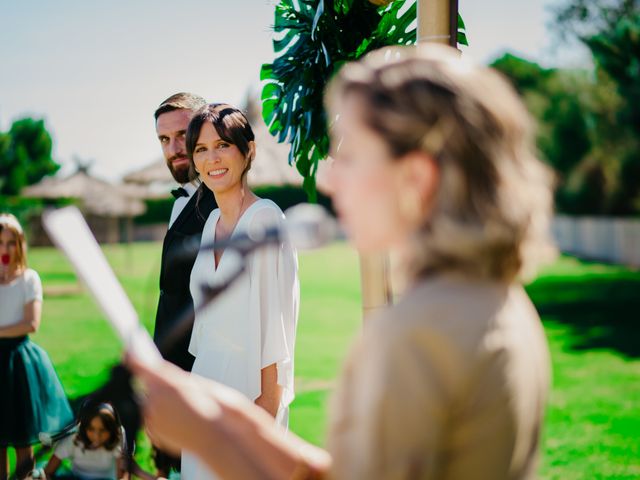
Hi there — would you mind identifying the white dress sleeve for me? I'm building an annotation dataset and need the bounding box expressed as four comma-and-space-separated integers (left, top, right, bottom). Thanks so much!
23, 269, 43, 304
248, 204, 299, 409
53, 434, 74, 460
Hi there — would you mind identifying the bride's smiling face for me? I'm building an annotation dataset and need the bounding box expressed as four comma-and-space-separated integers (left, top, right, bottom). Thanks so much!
192, 122, 253, 195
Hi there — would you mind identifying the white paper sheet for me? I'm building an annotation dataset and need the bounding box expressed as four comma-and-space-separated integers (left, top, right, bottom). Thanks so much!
42, 206, 160, 366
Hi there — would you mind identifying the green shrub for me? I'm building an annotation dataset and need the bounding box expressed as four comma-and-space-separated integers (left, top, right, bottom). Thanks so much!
134, 185, 334, 225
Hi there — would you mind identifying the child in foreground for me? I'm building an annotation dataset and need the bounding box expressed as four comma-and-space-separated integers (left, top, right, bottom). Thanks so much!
44, 402, 155, 480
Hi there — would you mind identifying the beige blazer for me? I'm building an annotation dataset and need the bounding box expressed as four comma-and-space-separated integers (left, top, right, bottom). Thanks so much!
327, 273, 550, 480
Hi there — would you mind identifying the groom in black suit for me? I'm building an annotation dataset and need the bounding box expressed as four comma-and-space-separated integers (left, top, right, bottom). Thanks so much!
153, 92, 216, 371
151, 92, 216, 475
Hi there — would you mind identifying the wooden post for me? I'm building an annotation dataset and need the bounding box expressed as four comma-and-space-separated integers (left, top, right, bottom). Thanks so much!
417, 0, 458, 47
359, 252, 393, 320
358, 0, 459, 321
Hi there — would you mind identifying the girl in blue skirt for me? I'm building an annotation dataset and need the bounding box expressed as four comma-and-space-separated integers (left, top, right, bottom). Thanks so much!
0, 214, 74, 479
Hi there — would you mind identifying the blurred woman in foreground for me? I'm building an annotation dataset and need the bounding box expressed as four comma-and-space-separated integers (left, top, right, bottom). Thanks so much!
129, 44, 555, 480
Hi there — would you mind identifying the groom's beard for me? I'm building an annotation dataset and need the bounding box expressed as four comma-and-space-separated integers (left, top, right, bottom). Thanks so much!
167, 155, 191, 184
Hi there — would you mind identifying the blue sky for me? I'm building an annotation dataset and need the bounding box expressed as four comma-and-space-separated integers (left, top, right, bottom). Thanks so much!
0, 0, 588, 181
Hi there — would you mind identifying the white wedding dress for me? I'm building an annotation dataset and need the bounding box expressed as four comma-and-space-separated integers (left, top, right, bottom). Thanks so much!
181, 199, 299, 480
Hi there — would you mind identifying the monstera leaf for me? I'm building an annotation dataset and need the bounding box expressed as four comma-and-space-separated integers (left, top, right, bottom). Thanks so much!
261, 0, 468, 200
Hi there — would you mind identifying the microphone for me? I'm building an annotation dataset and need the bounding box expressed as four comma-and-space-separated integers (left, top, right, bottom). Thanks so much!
275, 203, 342, 250
184, 203, 343, 257
38, 421, 77, 447
159, 204, 342, 357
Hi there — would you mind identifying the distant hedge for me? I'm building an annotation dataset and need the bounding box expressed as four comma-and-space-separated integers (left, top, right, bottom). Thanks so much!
135, 184, 334, 225
254, 184, 334, 214
135, 198, 174, 225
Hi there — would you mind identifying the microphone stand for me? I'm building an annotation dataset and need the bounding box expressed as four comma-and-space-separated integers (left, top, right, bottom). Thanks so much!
9, 424, 77, 480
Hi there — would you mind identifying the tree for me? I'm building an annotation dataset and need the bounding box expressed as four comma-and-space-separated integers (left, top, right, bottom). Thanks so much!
494, 4, 640, 216
586, 15, 640, 135
552, 1, 640, 215
0, 118, 60, 195
552, 0, 639, 41
491, 54, 595, 209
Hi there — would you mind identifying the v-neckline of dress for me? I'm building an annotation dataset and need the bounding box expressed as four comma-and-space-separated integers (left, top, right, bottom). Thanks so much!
211, 199, 264, 273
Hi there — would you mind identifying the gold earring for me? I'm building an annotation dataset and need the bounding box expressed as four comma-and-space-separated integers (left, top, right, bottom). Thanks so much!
399, 189, 423, 223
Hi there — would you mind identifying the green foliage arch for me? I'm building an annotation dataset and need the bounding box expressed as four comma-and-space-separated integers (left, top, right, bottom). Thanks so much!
261, 0, 467, 201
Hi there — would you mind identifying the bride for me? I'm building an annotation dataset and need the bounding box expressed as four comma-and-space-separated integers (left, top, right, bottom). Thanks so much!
182, 103, 299, 480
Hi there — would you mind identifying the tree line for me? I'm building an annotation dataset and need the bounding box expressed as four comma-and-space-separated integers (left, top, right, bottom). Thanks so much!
492, 0, 640, 216
0, 118, 59, 196
2, 0, 639, 216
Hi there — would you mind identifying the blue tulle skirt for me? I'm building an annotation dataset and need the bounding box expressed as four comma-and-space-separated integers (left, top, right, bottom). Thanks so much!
0, 336, 74, 447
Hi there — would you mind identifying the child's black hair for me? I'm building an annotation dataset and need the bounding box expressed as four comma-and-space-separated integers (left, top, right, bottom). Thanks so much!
75, 401, 122, 451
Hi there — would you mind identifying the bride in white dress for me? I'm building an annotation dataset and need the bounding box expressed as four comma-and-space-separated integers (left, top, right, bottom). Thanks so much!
181, 103, 299, 480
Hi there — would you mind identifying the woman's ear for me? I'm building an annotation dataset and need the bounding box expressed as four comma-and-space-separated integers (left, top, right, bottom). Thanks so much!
397, 151, 439, 222
247, 141, 256, 165
409, 151, 439, 204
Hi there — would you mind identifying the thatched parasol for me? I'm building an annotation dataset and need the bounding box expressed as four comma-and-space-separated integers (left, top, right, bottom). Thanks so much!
23, 169, 145, 217
122, 159, 173, 185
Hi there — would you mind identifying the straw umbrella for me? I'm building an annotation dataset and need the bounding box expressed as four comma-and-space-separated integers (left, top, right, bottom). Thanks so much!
23, 168, 145, 244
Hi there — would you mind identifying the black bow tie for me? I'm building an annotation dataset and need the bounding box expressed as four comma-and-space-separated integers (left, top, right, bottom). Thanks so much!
171, 187, 189, 199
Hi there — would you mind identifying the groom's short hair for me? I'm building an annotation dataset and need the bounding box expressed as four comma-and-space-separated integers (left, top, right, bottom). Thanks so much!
154, 92, 207, 121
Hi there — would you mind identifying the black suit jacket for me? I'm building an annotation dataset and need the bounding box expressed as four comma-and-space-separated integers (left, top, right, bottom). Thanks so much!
154, 184, 216, 371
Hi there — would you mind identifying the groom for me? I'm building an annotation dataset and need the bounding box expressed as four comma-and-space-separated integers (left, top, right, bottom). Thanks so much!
152, 92, 216, 475
153, 92, 216, 370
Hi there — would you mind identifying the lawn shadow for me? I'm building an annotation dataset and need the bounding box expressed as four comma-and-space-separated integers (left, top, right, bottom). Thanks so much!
526, 275, 640, 358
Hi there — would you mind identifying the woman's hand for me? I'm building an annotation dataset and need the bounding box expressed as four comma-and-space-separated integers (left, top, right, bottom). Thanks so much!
127, 355, 331, 479
255, 363, 283, 418
127, 356, 218, 455
127, 355, 255, 457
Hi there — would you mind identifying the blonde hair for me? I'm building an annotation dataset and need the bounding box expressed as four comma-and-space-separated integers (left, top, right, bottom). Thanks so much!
0, 213, 28, 272
326, 45, 556, 283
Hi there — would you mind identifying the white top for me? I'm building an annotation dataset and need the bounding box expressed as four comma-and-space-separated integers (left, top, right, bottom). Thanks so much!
54, 434, 122, 480
183, 199, 299, 480
0, 269, 42, 328
168, 181, 199, 228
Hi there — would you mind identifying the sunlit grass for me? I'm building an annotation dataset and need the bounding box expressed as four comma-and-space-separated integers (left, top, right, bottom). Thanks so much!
13, 242, 639, 478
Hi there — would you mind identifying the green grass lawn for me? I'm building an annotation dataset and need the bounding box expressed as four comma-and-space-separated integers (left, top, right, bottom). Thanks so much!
14, 242, 640, 478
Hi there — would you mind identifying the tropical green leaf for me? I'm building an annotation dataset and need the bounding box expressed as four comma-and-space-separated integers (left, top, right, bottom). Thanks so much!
457, 13, 468, 46
261, 83, 281, 101
311, 0, 325, 40
457, 13, 466, 30
261, 97, 278, 126
274, 30, 299, 52
302, 174, 317, 203
260, 63, 273, 81
334, 0, 353, 16
457, 31, 468, 46
262, 0, 468, 201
